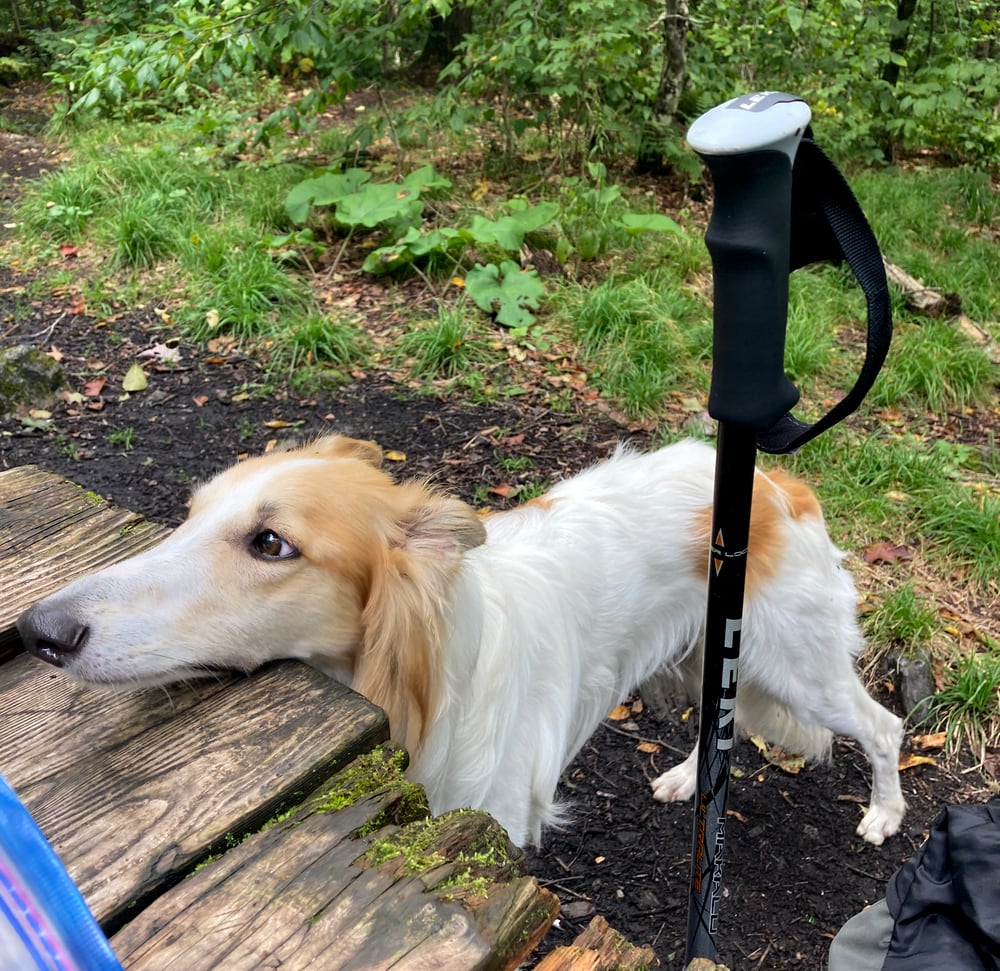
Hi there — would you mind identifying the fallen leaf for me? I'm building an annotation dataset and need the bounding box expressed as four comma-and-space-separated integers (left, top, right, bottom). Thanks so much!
205, 308, 221, 330
637, 741, 661, 754
192, 395, 209, 407
913, 732, 947, 750
28, 409, 52, 420
264, 420, 293, 429
59, 244, 79, 258
47, 345, 64, 362
750, 735, 805, 774
863, 541, 915, 565
86, 398, 104, 412
264, 439, 278, 453
608, 705, 631, 721
631, 698, 644, 714
727, 809, 748, 823
489, 483, 518, 498
594, 856, 605, 864
68, 300, 86, 315
153, 307, 173, 325
900, 753, 936, 771
384, 450, 407, 462
59, 390, 86, 405
83, 377, 105, 397
138, 343, 182, 365
122, 362, 148, 392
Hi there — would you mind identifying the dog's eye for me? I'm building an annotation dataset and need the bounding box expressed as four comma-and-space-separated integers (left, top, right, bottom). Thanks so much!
250, 530, 298, 560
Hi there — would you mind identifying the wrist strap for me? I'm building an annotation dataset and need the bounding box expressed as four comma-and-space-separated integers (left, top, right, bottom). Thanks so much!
757, 133, 893, 454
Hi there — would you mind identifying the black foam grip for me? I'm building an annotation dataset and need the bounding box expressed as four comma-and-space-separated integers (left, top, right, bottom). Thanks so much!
700, 150, 801, 430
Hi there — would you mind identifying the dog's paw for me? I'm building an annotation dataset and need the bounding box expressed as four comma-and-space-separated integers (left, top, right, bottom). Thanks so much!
651, 763, 697, 803
856, 804, 904, 846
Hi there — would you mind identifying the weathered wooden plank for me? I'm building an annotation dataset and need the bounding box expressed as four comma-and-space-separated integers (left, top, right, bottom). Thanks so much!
112, 749, 559, 971
0, 465, 169, 659
535, 916, 657, 971
3, 660, 389, 930
0, 654, 235, 789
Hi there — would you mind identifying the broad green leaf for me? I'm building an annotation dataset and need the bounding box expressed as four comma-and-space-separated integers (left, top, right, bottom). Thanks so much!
468, 215, 523, 252
618, 213, 685, 236
401, 164, 452, 194
284, 169, 371, 224
361, 227, 460, 274
469, 203, 558, 253
786, 2, 804, 35
335, 182, 422, 229
465, 261, 545, 329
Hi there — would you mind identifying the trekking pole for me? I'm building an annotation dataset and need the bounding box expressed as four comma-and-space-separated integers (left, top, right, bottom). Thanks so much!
683, 92, 811, 965
681, 90, 894, 965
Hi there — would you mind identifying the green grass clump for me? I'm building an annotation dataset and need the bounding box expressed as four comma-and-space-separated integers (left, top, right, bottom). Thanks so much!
553, 272, 710, 417
871, 319, 997, 412
927, 645, 1000, 765
397, 304, 493, 381
863, 583, 939, 651
783, 431, 999, 591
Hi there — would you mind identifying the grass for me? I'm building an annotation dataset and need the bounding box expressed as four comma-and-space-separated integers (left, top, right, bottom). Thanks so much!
551, 272, 710, 417
863, 583, 940, 652
926, 645, 1000, 765
871, 319, 997, 411
397, 304, 493, 382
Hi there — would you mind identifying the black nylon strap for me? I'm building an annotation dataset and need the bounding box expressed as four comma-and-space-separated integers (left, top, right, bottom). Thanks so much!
757, 135, 893, 454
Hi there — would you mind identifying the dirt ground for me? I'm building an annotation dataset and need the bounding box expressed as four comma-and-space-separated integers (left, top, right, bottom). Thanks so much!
0, 109, 992, 969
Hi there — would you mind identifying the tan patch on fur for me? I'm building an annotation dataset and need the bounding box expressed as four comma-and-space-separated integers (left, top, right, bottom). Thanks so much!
761, 468, 822, 520
690, 469, 822, 594
522, 494, 560, 513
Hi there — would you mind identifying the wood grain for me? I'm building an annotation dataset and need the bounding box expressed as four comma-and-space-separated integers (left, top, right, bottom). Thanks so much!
0, 465, 169, 660
3, 660, 388, 930
113, 755, 559, 971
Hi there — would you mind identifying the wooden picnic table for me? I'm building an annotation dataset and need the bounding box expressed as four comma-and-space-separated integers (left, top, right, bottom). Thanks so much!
0, 464, 656, 971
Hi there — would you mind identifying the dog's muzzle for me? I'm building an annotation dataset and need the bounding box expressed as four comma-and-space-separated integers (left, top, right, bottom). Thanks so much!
17, 603, 90, 667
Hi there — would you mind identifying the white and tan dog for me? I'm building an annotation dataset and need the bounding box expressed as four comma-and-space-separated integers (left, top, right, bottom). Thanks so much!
17, 435, 904, 847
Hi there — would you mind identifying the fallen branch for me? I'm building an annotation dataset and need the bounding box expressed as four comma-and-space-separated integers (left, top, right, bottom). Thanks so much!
883, 259, 999, 362
883, 259, 958, 317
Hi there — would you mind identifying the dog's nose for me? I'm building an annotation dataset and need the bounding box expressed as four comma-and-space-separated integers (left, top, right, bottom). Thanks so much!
16, 604, 90, 667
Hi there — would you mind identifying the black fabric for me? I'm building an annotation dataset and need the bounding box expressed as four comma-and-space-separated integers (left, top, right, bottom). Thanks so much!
882, 801, 1000, 970
756, 133, 893, 455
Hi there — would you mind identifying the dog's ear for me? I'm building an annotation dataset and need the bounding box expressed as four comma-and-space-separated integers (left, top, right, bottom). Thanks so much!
396, 494, 487, 555
355, 489, 485, 753
308, 435, 383, 467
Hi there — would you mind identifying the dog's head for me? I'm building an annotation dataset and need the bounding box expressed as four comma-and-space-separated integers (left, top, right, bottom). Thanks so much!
17, 435, 486, 746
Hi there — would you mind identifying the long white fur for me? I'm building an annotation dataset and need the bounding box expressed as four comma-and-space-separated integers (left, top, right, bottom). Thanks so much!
17, 436, 905, 848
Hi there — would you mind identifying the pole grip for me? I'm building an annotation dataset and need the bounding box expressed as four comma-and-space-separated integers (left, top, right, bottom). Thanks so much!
700, 151, 799, 428
687, 92, 811, 430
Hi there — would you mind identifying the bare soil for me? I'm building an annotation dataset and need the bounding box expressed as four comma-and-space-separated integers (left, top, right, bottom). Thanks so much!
0, 104, 992, 969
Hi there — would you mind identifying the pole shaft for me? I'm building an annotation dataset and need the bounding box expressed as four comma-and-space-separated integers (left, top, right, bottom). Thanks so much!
685, 421, 758, 962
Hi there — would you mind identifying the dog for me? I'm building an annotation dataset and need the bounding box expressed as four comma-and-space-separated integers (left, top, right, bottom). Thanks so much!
17, 435, 905, 847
